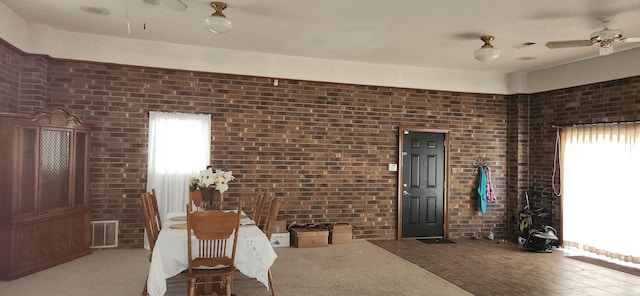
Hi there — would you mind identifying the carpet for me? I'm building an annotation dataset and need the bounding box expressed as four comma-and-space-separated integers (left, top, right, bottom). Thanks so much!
567, 256, 640, 277
0, 239, 471, 296
418, 238, 456, 244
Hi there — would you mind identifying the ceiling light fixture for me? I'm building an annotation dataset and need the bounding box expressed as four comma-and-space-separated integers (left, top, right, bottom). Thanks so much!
203, 1, 233, 34
474, 35, 501, 61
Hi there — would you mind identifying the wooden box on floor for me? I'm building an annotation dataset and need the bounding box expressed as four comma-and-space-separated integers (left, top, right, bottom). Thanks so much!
290, 227, 328, 248
328, 224, 352, 244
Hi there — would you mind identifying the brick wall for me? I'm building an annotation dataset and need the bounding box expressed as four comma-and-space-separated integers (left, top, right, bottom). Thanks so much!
19, 54, 48, 113
1, 39, 522, 248
506, 94, 531, 237
0, 39, 21, 112
5, 39, 639, 248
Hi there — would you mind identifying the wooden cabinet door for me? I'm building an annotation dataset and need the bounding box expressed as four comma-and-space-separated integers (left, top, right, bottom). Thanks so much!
16, 126, 38, 218
36, 219, 53, 263
51, 215, 72, 258
38, 128, 72, 212
12, 222, 37, 273
71, 211, 91, 253
73, 131, 89, 207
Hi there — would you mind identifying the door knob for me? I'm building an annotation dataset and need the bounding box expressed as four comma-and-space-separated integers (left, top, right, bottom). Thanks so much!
402, 190, 412, 197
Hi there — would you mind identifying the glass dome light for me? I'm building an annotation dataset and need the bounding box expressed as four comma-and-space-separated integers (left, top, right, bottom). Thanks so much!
474, 35, 501, 62
203, 2, 233, 34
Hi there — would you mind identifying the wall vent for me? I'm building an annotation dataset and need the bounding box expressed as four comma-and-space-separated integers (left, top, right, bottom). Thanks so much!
91, 220, 119, 248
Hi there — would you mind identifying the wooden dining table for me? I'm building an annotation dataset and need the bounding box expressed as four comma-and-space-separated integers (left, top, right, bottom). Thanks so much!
146, 212, 277, 296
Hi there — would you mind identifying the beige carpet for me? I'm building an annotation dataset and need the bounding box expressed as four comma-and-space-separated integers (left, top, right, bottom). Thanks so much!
0, 240, 471, 296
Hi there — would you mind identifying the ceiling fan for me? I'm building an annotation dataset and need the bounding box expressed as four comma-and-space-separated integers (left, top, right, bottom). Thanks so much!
142, 0, 188, 11
546, 18, 640, 55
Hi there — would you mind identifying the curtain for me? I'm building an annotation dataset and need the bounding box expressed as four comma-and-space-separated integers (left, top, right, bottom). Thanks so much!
147, 111, 211, 222
561, 123, 640, 263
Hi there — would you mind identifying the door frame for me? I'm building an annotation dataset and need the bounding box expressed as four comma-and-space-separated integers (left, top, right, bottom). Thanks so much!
396, 127, 450, 240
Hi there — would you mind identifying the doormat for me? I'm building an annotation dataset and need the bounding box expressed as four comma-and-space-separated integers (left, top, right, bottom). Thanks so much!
417, 238, 455, 244
567, 256, 640, 277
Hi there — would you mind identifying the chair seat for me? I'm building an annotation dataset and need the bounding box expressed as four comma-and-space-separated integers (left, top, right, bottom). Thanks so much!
188, 266, 235, 277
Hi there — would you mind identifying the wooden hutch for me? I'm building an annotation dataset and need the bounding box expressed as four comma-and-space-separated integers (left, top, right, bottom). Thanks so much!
0, 108, 92, 280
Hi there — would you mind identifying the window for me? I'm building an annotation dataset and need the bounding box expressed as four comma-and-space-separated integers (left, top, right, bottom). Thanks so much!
561, 123, 640, 263
147, 111, 211, 221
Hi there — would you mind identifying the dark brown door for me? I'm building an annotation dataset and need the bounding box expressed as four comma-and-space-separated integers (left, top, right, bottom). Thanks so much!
401, 132, 445, 238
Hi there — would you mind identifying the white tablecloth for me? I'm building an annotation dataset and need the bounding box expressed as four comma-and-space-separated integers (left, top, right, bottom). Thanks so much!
147, 212, 277, 296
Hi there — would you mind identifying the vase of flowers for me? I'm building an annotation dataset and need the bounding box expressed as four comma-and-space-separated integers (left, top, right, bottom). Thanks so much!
189, 166, 235, 210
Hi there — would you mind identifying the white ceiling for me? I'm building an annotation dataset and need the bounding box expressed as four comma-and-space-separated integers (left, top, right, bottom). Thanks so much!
2, 0, 640, 91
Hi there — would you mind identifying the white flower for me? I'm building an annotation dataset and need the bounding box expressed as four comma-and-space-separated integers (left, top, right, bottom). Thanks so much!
189, 167, 235, 193
213, 169, 234, 192
199, 168, 216, 187
216, 183, 229, 193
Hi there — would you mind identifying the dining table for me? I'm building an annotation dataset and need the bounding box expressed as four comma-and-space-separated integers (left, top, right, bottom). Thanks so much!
146, 212, 277, 296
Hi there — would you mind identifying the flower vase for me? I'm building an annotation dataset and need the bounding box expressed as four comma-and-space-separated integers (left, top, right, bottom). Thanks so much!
200, 187, 223, 210
189, 190, 203, 208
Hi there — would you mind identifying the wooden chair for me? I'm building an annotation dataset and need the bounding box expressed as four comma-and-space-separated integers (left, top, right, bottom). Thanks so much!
251, 192, 267, 228
149, 189, 162, 229
261, 196, 283, 296
140, 191, 161, 295
262, 196, 283, 239
186, 203, 241, 296
140, 191, 161, 251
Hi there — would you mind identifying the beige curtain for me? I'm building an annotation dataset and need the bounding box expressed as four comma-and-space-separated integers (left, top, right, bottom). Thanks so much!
561, 123, 640, 264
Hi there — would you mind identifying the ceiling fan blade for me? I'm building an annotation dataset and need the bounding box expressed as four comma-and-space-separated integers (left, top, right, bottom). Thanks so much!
142, 0, 161, 5
545, 40, 594, 49
162, 0, 188, 11
620, 37, 640, 43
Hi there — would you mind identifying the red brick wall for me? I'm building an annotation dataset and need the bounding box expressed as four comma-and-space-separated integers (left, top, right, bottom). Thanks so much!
1, 39, 515, 248
6, 39, 638, 248
0, 39, 21, 112
506, 94, 531, 237
19, 54, 48, 113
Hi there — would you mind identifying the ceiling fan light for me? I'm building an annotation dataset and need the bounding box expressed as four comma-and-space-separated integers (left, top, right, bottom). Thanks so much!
474, 35, 501, 62
203, 15, 233, 34
204, 1, 233, 34
474, 47, 501, 61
